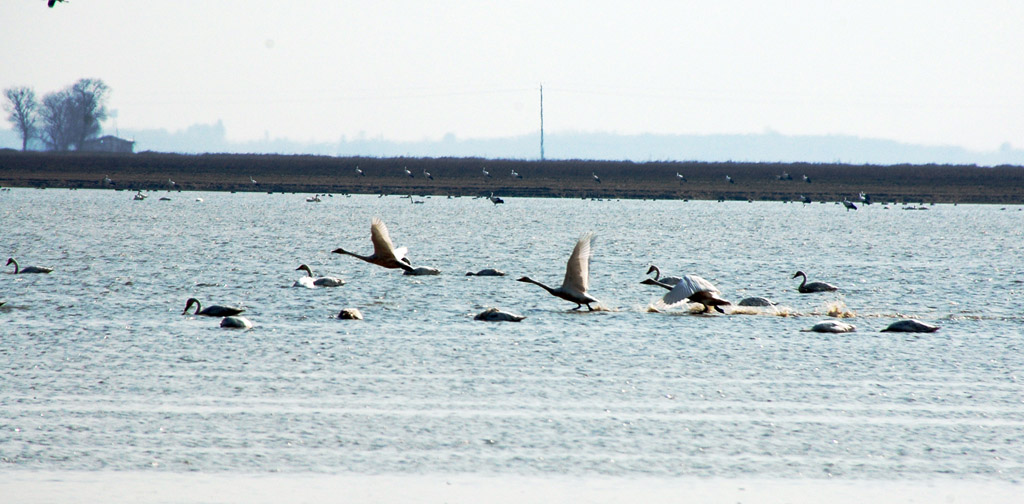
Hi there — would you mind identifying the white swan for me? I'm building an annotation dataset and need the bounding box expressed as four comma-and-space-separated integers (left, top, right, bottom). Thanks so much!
517, 232, 600, 311
807, 320, 855, 333
220, 316, 253, 329
474, 307, 525, 322
641, 274, 731, 313
294, 264, 345, 287
338, 308, 364, 320
332, 218, 415, 273
182, 298, 244, 317
645, 265, 681, 286
793, 271, 838, 293
6, 258, 53, 274
404, 266, 440, 276
882, 319, 939, 333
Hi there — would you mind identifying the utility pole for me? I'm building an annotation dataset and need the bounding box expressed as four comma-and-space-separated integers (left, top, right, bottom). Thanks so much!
539, 84, 544, 161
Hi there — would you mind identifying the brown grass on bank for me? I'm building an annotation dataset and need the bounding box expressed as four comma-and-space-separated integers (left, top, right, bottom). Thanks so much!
1, 150, 1022, 203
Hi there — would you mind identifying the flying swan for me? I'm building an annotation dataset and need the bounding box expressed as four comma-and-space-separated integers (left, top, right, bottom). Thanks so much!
641, 274, 731, 313
517, 232, 600, 311
332, 218, 415, 273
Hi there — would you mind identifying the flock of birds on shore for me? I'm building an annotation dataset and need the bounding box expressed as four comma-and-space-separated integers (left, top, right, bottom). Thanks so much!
4, 215, 937, 332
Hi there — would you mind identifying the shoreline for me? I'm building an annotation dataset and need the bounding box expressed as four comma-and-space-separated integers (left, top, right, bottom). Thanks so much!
2, 150, 1022, 204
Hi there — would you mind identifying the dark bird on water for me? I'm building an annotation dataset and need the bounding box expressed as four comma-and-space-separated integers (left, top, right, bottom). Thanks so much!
182, 298, 244, 317
792, 271, 838, 293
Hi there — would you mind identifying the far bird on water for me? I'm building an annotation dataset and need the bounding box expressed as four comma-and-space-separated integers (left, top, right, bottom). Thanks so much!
220, 316, 253, 329
517, 232, 600, 311
182, 298, 244, 317
843, 200, 858, 211
641, 274, 731, 313
6, 258, 53, 274
792, 271, 838, 293
807, 320, 855, 333
489, 192, 504, 205
645, 265, 681, 286
332, 217, 415, 273
294, 264, 345, 287
404, 266, 440, 276
474, 307, 525, 322
882, 319, 939, 333
466, 268, 505, 277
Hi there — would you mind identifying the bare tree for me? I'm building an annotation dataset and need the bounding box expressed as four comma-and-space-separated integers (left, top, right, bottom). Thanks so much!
3, 86, 38, 151
39, 78, 110, 151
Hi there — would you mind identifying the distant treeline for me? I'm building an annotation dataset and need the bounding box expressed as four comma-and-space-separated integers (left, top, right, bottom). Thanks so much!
1, 150, 1023, 204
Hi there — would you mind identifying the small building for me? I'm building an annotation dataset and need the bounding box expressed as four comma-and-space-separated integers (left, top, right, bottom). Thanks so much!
80, 135, 135, 154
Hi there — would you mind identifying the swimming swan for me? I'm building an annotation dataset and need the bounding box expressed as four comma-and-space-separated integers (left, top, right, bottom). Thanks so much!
641, 275, 731, 313
807, 320, 856, 333
737, 297, 777, 307
6, 258, 53, 274
182, 298, 244, 317
331, 218, 415, 273
517, 232, 600, 311
404, 266, 440, 276
220, 316, 253, 329
474, 307, 525, 322
466, 268, 505, 276
792, 271, 838, 293
295, 264, 346, 287
882, 319, 939, 333
645, 265, 681, 286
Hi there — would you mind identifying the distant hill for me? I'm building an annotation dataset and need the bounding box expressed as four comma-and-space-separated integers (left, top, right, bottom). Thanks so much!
3, 124, 1023, 166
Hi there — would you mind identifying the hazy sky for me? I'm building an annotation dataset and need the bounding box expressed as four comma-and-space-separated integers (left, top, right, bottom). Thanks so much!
3, 1, 1023, 153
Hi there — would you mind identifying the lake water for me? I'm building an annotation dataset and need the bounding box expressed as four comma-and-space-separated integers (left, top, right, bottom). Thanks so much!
1, 188, 1022, 502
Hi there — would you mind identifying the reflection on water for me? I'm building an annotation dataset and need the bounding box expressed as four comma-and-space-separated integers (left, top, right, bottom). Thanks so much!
1, 189, 1023, 481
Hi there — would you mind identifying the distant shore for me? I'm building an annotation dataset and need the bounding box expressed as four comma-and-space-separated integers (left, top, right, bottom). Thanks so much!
2, 150, 1022, 204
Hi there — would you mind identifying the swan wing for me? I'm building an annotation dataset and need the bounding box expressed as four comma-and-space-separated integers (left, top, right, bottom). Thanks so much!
370, 217, 401, 260
562, 232, 595, 294
662, 274, 719, 305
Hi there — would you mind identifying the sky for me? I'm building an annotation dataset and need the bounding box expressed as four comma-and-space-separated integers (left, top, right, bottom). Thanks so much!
3, 0, 1024, 157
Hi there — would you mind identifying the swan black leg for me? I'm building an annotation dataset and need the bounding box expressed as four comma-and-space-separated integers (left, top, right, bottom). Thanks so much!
586, 303, 594, 311
572, 304, 581, 310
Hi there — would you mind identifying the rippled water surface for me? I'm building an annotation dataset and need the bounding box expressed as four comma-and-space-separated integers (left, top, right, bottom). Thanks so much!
2, 189, 1023, 486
